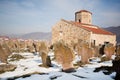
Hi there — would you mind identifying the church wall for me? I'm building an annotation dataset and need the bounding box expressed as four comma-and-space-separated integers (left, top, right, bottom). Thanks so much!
91, 33, 116, 46
52, 20, 91, 46
52, 10, 116, 47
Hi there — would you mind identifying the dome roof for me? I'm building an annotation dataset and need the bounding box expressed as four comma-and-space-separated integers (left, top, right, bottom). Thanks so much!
75, 10, 92, 14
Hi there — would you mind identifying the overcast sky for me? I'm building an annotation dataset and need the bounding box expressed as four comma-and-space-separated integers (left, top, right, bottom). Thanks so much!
0, 0, 120, 34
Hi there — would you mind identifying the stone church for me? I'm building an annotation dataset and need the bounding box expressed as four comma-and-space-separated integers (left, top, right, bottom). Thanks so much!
52, 10, 116, 47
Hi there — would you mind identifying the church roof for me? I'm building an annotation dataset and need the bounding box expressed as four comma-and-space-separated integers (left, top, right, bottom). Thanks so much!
71, 21, 114, 35
61, 19, 114, 35
75, 10, 92, 14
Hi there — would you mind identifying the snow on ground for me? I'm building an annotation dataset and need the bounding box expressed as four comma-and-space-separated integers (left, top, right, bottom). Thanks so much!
0, 52, 115, 80
0, 52, 60, 79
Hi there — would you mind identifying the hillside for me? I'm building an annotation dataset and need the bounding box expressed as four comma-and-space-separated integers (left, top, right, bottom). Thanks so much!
20, 32, 51, 40
103, 26, 120, 43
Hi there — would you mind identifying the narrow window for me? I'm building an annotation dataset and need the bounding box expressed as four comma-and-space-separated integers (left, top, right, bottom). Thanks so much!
94, 40, 96, 46
104, 42, 109, 45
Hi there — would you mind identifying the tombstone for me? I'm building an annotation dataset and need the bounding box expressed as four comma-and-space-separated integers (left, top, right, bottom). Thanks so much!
99, 44, 105, 55
112, 56, 120, 80
80, 43, 89, 64
0, 64, 16, 73
33, 42, 37, 52
0, 44, 7, 63
39, 41, 48, 54
104, 43, 115, 60
33, 41, 41, 52
93, 46, 100, 57
27, 45, 35, 53
6, 40, 13, 50
19, 41, 26, 52
25, 40, 35, 53
77, 41, 91, 64
54, 41, 75, 72
8, 40, 17, 52
1, 43, 11, 57
13, 40, 21, 53
116, 45, 120, 56
88, 48, 95, 58
41, 52, 51, 67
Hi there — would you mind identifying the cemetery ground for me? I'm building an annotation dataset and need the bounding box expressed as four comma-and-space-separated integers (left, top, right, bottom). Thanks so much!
0, 52, 116, 80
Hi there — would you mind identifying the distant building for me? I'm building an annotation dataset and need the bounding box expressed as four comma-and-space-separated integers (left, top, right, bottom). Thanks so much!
52, 10, 116, 46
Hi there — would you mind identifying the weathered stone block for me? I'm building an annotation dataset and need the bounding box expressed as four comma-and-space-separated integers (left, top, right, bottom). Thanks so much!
53, 41, 75, 72
0, 64, 16, 74
116, 45, 120, 56
0, 44, 7, 63
104, 43, 115, 60
41, 52, 51, 67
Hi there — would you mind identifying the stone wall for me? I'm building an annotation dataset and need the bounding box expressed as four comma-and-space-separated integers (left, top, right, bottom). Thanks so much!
52, 19, 91, 46
91, 33, 116, 46
52, 19, 116, 47
75, 12, 92, 24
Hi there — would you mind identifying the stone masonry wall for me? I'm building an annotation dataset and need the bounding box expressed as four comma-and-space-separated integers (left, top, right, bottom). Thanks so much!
76, 12, 92, 24
91, 33, 116, 46
52, 19, 91, 46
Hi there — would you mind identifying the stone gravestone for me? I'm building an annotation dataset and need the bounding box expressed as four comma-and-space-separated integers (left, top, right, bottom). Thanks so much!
54, 41, 75, 72
33, 41, 37, 52
0, 64, 16, 74
116, 45, 120, 56
77, 41, 92, 64
6, 40, 14, 52
79, 43, 89, 64
6, 40, 18, 53
39, 41, 51, 67
88, 47, 95, 59
19, 41, 26, 52
112, 56, 120, 80
41, 52, 51, 67
39, 41, 48, 53
0, 44, 7, 63
27, 45, 35, 53
33, 41, 41, 52
77, 39, 96, 64
99, 44, 105, 55
13, 40, 20, 53
1, 43, 11, 57
26, 40, 35, 53
93, 46, 101, 57
104, 43, 115, 60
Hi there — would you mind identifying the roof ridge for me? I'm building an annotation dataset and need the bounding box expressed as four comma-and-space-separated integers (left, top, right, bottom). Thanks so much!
98, 27, 115, 35
62, 20, 115, 35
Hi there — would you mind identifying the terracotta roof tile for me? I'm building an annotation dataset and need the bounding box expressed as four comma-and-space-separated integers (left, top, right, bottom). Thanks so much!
71, 22, 114, 35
